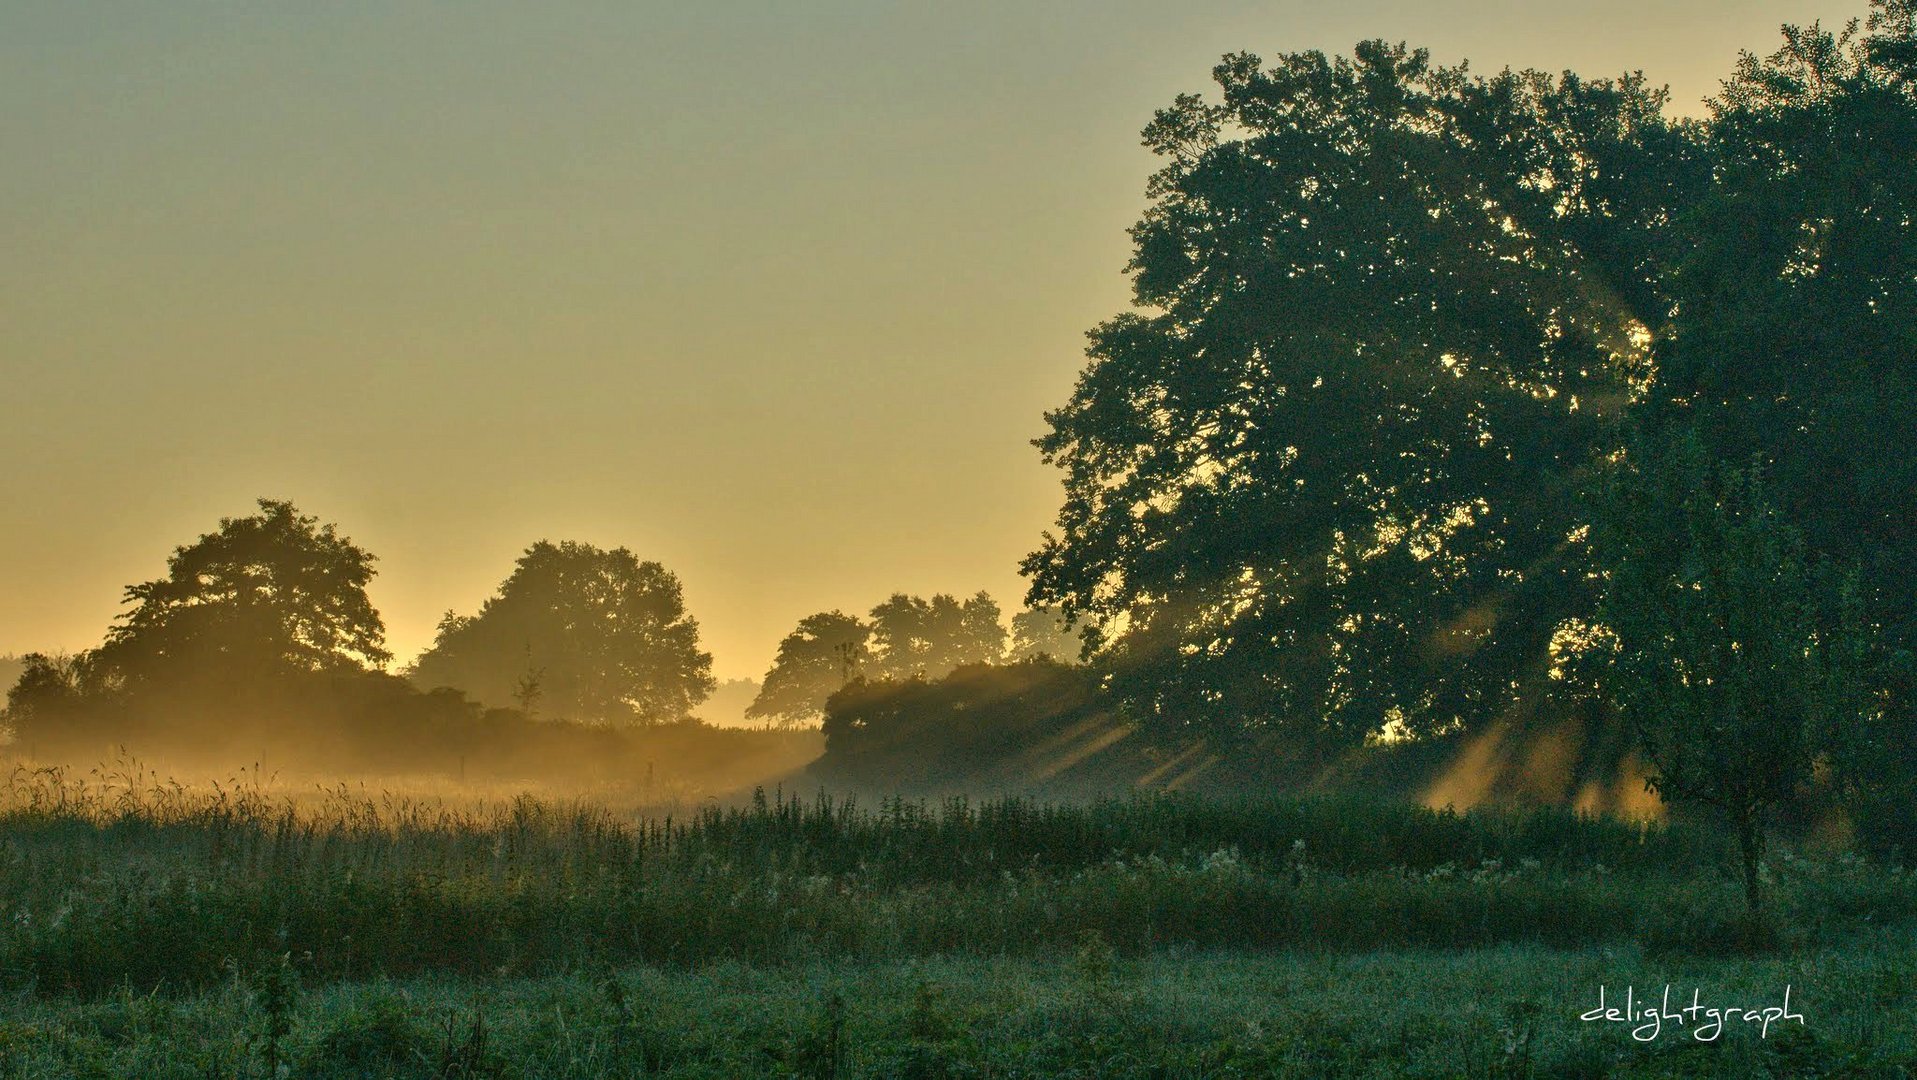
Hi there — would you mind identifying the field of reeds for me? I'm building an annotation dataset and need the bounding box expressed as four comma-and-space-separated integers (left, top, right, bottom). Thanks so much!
0, 765, 1909, 1077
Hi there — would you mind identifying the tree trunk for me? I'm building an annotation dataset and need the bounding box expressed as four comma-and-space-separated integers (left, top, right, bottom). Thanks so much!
1736, 805, 1765, 915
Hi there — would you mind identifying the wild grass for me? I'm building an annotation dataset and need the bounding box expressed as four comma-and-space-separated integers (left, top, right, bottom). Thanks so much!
0, 765, 1908, 1003
0, 946, 1911, 1077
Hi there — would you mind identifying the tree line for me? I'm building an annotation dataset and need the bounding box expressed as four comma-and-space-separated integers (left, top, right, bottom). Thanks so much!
745, 597, 1086, 728
2, 4, 1911, 877
0, 498, 1074, 752
4, 502, 719, 743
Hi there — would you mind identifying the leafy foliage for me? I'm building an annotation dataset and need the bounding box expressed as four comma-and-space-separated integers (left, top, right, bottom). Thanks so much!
1028, 5, 1917, 773
1649, 3, 1917, 676
1025, 43, 1695, 747
866, 592, 1006, 681
94, 499, 390, 686
2, 654, 85, 745
410, 541, 715, 725
0, 947, 1908, 1078
1588, 440, 1868, 910
6, 501, 394, 746
0, 773, 1905, 1002
1008, 606, 1089, 664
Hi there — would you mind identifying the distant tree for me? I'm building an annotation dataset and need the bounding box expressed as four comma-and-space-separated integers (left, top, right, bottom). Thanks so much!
2, 652, 86, 747
1024, 42, 1697, 748
0, 656, 24, 702
410, 541, 715, 724
868, 592, 1005, 680
747, 611, 872, 728
91, 498, 390, 687
1008, 606, 1088, 663
1589, 439, 1866, 914
866, 595, 938, 680
954, 592, 1008, 668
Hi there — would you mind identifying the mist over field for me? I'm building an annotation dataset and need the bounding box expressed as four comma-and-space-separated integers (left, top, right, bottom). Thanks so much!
4, 1, 1916, 1075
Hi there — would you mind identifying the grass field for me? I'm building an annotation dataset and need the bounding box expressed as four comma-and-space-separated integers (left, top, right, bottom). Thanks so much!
1, 946, 1911, 1078
0, 766, 1909, 1077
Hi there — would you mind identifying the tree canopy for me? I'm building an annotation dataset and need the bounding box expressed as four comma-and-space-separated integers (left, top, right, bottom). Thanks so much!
93, 498, 390, 686
867, 592, 1005, 681
1008, 606, 1089, 664
1025, 42, 1695, 746
409, 541, 715, 725
1649, 3, 1917, 653
748, 592, 1011, 726
745, 610, 872, 728
1026, 4, 1917, 754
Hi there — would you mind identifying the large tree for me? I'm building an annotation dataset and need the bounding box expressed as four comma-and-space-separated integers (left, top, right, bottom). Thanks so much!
1025, 43, 1697, 746
3, 653, 87, 747
1650, 2, 1917, 659
410, 541, 714, 724
92, 498, 391, 686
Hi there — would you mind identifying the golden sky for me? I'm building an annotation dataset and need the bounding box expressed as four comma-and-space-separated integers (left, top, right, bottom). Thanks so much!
1, 1, 1867, 681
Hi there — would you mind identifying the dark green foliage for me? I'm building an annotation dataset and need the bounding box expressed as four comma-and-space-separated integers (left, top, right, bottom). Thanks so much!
250, 952, 299, 1078
427, 1008, 501, 1080
1652, 4, 1917, 661
1586, 442, 1871, 913
1027, 2, 1917, 781
303, 993, 423, 1077
410, 540, 716, 725
1026, 42, 1693, 747
815, 659, 1102, 791
782, 991, 847, 1080
1, 948, 1909, 1078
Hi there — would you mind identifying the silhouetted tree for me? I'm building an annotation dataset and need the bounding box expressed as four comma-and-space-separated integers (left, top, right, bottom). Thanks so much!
1026, 43, 1696, 747
2, 652, 86, 748
868, 592, 1005, 680
92, 498, 391, 687
1008, 606, 1088, 663
1589, 439, 1867, 914
410, 541, 714, 725
747, 610, 872, 728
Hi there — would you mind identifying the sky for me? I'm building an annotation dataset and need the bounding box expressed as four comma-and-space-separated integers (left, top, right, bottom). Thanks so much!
1, 1, 1871, 682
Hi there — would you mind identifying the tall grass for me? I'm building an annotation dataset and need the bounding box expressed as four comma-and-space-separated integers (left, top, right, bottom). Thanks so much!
0, 765, 1906, 998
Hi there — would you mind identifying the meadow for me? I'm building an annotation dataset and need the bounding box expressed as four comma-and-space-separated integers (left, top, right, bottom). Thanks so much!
0, 767, 1909, 1076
